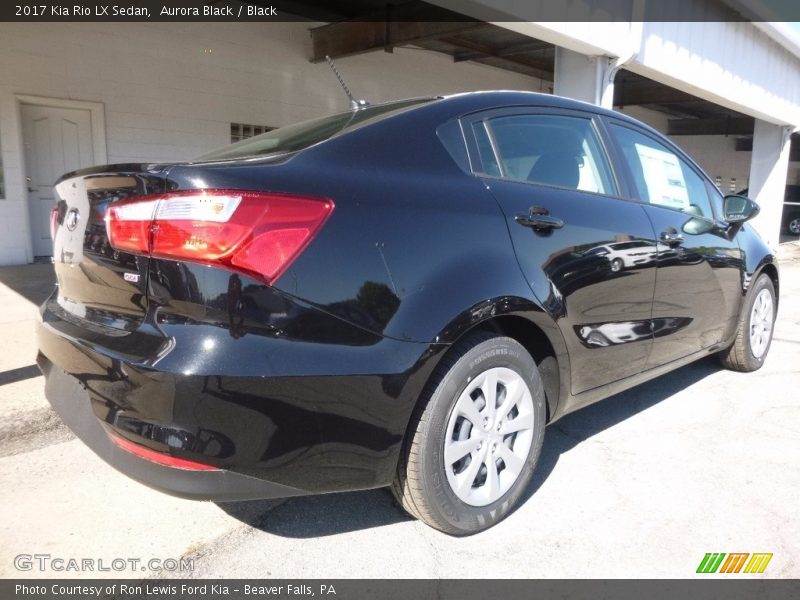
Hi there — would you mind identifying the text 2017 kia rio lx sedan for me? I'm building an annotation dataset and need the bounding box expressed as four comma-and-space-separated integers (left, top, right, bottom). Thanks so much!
38, 92, 778, 535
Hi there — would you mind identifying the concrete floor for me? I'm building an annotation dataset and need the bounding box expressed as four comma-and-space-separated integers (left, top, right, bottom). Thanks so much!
0, 250, 798, 579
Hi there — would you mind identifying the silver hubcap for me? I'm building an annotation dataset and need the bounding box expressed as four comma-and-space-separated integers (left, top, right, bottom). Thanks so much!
443, 367, 534, 507
789, 218, 800, 235
749, 288, 774, 359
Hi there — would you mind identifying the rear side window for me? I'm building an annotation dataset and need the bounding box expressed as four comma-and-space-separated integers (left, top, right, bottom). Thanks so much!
197, 99, 434, 161
473, 114, 616, 195
609, 123, 715, 220
472, 122, 501, 177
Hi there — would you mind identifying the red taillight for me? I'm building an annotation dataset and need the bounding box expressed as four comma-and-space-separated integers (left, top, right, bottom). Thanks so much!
108, 431, 220, 471
49, 207, 59, 240
106, 198, 158, 255
106, 190, 334, 284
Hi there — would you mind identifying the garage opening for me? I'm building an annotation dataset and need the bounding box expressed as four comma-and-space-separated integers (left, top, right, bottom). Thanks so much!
613, 70, 800, 244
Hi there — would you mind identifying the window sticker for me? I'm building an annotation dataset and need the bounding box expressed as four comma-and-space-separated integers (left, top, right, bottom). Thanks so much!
635, 143, 689, 210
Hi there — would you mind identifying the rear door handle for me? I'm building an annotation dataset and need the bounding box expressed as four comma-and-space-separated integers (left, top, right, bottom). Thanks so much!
659, 230, 684, 245
515, 207, 564, 231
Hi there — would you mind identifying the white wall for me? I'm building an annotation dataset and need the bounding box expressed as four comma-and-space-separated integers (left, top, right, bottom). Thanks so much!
0, 22, 544, 265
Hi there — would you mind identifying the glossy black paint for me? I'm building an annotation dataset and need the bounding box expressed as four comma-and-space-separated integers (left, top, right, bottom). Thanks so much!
640, 203, 743, 366
38, 92, 778, 500
485, 176, 659, 394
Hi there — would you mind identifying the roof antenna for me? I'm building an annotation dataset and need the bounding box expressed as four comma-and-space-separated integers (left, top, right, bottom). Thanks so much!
325, 55, 369, 110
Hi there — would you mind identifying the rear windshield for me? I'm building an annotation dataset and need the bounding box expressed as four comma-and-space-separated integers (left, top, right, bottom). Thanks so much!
196, 98, 435, 161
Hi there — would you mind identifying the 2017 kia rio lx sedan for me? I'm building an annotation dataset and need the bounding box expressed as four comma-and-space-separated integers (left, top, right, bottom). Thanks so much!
39, 92, 778, 535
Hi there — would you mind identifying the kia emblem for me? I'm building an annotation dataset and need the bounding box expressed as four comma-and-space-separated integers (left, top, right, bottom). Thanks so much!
65, 208, 80, 231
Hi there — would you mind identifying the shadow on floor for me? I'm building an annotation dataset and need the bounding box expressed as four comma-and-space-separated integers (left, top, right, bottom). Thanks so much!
217, 487, 413, 539
0, 364, 42, 385
0, 263, 55, 306
217, 356, 722, 538
519, 355, 721, 505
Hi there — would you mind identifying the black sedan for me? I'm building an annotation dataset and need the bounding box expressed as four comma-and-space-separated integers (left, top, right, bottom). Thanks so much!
39, 92, 778, 535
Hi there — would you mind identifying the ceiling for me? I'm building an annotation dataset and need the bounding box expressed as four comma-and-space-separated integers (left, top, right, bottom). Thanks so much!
273, 0, 789, 144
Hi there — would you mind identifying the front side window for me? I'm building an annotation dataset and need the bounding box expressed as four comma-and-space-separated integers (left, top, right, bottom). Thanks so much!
609, 123, 715, 220
706, 181, 725, 217
473, 114, 615, 195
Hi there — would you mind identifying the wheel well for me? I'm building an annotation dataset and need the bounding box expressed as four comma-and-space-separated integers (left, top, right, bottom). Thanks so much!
472, 315, 553, 362
759, 263, 780, 308
408, 315, 563, 432
472, 315, 560, 421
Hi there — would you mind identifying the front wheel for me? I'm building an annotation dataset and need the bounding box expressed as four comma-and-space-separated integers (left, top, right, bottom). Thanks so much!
392, 332, 546, 535
719, 273, 777, 372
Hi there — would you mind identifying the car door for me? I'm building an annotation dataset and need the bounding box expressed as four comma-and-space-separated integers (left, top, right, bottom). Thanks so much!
604, 119, 744, 367
464, 108, 659, 394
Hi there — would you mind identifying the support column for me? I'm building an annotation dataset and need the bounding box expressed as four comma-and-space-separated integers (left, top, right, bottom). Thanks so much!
748, 120, 793, 248
553, 47, 615, 109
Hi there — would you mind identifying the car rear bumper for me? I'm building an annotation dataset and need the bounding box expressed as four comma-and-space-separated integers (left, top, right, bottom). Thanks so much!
38, 355, 307, 501
37, 298, 438, 501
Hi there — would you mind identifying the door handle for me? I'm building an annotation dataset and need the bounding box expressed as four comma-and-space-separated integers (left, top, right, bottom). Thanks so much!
660, 230, 684, 246
515, 207, 564, 231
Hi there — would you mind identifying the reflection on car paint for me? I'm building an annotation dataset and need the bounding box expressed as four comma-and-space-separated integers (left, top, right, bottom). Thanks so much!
574, 317, 693, 348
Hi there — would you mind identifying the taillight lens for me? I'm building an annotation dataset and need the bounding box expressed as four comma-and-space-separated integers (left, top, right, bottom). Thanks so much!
106, 198, 158, 254
49, 207, 59, 240
106, 190, 334, 284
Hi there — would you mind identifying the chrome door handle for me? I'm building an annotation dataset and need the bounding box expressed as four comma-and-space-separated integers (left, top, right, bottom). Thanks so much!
515, 207, 564, 231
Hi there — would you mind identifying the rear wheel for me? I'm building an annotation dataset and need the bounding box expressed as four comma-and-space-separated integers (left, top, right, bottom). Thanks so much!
392, 332, 546, 535
719, 273, 776, 372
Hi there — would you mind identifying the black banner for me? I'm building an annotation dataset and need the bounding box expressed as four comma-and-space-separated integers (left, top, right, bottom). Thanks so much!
4, 0, 800, 22
4, 580, 800, 600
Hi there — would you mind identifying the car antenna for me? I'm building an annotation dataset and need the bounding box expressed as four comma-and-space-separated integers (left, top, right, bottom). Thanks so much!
325, 55, 369, 110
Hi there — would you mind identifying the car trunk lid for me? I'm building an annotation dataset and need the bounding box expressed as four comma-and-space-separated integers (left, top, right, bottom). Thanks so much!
51, 164, 169, 331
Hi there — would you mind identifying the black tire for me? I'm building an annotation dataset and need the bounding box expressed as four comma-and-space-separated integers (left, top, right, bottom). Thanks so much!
610, 258, 624, 272
786, 213, 800, 236
392, 332, 546, 535
719, 273, 776, 372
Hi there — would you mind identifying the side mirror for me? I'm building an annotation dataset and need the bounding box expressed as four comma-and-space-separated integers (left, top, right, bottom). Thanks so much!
723, 194, 760, 223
